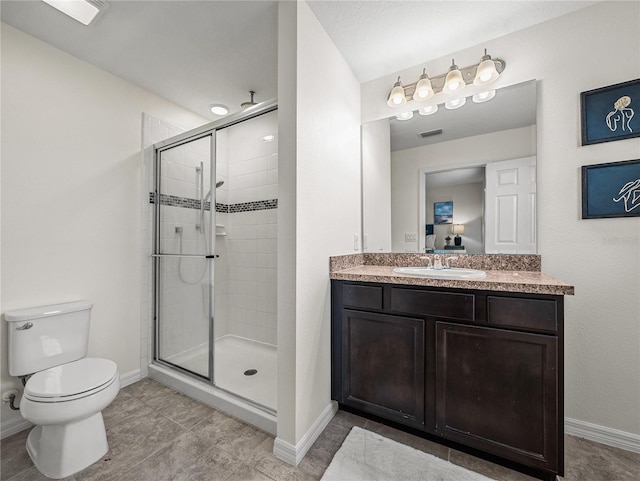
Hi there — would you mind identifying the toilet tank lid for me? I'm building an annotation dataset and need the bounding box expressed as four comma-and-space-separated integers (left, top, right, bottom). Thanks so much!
4, 300, 93, 322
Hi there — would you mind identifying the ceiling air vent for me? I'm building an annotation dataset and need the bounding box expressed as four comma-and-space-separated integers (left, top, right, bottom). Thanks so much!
418, 129, 443, 138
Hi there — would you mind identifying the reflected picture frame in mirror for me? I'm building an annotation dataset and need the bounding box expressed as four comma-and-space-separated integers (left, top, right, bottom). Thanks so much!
361, 79, 538, 255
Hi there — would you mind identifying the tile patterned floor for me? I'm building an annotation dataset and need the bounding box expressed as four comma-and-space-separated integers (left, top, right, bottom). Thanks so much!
2, 378, 638, 481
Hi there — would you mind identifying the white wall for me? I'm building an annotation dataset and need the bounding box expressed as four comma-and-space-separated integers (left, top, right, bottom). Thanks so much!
363, 2, 640, 438
391, 126, 535, 252
294, 0, 361, 442
276, 0, 361, 456
1, 24, 206, 432
362, 119, 392, 252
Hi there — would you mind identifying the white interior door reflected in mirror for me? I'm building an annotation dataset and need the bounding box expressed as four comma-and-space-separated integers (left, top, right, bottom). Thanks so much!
485, 156, 537, 253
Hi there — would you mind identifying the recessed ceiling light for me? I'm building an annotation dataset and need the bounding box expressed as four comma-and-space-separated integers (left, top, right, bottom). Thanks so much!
42, 0, 109, 26
209, 104, 229, 116
261, 134, 275, 142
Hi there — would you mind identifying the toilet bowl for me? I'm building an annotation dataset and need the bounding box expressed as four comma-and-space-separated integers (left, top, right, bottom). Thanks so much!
4, 301, 120, 479
21, 358, 120, 479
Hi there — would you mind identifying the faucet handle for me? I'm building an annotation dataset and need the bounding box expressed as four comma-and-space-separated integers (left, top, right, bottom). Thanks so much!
419, 256, 433, 268
445, 256, 459, 269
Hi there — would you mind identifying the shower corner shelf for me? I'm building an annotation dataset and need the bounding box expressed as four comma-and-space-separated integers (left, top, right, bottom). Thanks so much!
215, 224, 227, 236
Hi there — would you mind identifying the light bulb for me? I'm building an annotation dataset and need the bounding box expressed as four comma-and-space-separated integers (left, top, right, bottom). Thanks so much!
413, 69, 434, 101
387, 77, 407, 107
445, 97, 466, 110
472, 90, 496, 103
396, 111, 414, 121
443, 60, 465, 94
418, 105, 438, 116
473, 50, 500, 86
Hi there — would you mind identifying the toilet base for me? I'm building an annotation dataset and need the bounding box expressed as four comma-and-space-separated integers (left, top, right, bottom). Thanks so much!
26, 412, 109, 479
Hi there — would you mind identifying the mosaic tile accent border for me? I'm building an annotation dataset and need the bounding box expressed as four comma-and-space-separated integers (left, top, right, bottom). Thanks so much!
149, 192, 277, 213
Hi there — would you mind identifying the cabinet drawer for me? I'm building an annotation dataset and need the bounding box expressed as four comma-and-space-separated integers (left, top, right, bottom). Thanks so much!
391, 288, 474, 321
342, 284, 383, 310
487, 296, 557, 333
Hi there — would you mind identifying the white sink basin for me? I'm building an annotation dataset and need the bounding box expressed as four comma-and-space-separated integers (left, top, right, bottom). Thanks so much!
392, 267, 487, 279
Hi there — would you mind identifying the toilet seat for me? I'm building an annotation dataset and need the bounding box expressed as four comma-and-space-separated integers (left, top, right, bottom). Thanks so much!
25, 358, 118, 403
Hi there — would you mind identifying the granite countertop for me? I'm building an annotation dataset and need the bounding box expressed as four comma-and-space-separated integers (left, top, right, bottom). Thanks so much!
329, 254, 574, 296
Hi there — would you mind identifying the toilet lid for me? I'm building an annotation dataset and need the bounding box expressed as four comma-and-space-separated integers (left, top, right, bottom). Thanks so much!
25, 358, 118, 400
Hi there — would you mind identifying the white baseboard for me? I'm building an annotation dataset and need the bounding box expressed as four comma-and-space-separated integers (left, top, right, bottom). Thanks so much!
274, 401, 338, 466
1, 416, 32, 440
119, 368, 142, 388
565, 417, 640, 453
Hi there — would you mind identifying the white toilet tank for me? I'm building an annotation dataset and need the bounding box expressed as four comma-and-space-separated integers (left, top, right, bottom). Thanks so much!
4, 301, 93, 377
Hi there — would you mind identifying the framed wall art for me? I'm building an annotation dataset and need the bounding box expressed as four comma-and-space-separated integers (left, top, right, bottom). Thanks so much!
434, 201, 453, 224
581, 159, 640, 219
581, 79, 640, 145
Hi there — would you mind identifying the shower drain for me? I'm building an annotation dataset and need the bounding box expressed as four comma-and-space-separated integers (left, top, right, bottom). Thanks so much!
244, 369, 258, 376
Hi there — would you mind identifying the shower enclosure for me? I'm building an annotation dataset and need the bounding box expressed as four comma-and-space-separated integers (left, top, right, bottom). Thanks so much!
149, 101, 278, 429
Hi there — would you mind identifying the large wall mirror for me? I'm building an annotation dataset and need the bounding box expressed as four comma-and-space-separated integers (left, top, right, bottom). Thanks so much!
362, 79, 538, 254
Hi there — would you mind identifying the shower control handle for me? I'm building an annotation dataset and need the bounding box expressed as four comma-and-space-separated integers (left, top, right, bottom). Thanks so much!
16, 322, 33, 330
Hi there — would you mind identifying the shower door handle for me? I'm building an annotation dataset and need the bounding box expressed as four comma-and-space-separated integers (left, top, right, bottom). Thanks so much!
206, 255, 219, 259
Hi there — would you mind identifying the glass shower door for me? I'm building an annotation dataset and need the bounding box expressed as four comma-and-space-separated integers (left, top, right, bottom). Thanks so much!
154, 134, 214, 380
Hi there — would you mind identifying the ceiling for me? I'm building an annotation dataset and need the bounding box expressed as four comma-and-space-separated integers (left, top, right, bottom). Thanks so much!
1, 0, 596, 122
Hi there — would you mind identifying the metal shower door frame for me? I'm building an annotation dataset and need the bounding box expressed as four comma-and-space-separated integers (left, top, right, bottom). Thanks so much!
151, 99, 278, 387
153, 131, 216, 382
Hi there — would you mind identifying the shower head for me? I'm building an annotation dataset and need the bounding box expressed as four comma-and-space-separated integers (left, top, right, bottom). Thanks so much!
202, 181, 224, 204
241, 90, 257, 110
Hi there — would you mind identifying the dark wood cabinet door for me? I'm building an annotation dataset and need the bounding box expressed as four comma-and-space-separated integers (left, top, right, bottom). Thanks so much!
436, 322, 558, 471
342, 309, 425, 428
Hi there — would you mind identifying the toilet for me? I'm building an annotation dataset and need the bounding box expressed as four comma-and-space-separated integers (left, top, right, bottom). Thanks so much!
4, 301, 119, 479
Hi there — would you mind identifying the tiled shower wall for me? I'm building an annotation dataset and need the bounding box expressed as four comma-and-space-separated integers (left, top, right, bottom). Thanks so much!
141, 110, 278, 376
216, 110, 278, 345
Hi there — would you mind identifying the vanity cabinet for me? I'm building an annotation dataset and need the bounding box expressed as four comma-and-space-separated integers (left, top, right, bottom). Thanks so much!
331, 280, 564, 480
340, 309, 425, 429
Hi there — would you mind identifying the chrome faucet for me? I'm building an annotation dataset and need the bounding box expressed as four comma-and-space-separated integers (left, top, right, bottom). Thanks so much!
433, 254, 443, 270
445, 256, 459, 269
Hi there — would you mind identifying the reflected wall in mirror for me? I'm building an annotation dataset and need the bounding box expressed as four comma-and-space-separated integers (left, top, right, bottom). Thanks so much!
362, 80, 538, 254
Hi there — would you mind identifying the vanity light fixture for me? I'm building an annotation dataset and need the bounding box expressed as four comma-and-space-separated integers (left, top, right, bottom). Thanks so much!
385, 49, 505, 106
444, 97, 466, 110
395, 111, 414, 121
387, 77, 407, 107
443, 60, 465, 94
474, 49, 500, 85
472, 90, 496, 103
418, 104, 438, 116
413, 69, 434, 101
209, 104, 229, 115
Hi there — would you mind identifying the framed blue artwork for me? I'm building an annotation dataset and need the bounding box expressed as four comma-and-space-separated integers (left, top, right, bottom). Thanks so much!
434, 201, 453, 224
581, 79, 640, 145
582, 159, 640, 219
